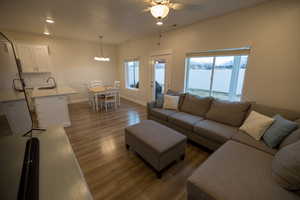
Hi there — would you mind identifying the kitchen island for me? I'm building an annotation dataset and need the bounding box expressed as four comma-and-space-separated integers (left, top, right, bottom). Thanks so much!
32, 86, 77, 129
0, 90, 31, 135
0, 87, 77, 134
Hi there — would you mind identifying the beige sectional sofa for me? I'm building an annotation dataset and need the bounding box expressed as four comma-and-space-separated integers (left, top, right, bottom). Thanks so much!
147, 93, 300, 200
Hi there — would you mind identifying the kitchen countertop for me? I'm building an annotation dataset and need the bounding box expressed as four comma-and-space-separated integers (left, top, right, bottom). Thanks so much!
32, 86, 77, 99
0, 90, 26, 103
0, 87, 77, 102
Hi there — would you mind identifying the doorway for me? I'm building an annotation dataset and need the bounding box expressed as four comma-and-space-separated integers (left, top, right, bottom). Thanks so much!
150, 53, 172, 102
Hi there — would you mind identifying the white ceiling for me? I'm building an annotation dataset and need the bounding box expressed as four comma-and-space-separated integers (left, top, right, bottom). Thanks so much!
0, 0, 268, 44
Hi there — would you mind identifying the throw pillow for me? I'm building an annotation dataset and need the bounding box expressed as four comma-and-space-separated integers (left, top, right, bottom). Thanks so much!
263, 115, 298, 148
163, 95, 179, 110
155, 89, 182, 108
206, 99, 252, 127
272, 140, 300, 191
239, 111, 274, 140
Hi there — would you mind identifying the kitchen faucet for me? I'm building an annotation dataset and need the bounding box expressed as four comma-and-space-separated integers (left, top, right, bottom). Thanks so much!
46, 77, 57, 88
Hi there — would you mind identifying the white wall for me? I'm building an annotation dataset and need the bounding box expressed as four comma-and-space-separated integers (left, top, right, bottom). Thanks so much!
3, 31, 118, 103
117, 0, 300, 111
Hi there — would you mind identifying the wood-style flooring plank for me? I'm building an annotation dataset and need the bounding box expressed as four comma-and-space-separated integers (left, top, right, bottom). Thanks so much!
65, 99, 210, 200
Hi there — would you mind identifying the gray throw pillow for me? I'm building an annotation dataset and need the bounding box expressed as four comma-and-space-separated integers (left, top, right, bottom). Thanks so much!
263, 115, 298, 148
272, 140, 300, 191
206, 99, 251, 127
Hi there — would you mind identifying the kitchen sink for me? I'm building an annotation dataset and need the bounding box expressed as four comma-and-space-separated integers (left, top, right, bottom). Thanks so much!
38, 86, 56, 90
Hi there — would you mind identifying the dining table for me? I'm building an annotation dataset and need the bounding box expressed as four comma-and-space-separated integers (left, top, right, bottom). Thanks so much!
88, 85, 120, 112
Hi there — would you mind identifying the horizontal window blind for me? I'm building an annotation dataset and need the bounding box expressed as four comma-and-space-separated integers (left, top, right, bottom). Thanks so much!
186, 47, 251, 58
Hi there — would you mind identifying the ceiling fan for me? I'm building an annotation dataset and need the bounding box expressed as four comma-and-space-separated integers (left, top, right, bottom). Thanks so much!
143, 0, 202, 26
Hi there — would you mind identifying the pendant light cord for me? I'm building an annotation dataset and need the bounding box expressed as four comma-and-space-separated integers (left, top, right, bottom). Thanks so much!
99, 36, 104, 57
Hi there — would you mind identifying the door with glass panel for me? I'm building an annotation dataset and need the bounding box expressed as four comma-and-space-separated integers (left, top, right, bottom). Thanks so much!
185, 50, 249, 101
150, 55, 171, 102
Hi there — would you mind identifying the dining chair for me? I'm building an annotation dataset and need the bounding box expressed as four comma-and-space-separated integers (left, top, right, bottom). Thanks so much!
86, 80, 103, 110
102, 89, 118, 112
114, 80, 120, 89
89, 80, 103, 88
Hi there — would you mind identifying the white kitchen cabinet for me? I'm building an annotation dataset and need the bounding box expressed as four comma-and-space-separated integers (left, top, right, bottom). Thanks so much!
35, 95, 71, 128
1, 100, 32, 135
16, 44, 51, 73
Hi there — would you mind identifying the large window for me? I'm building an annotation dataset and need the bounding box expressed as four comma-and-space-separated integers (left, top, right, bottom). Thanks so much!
125, 60, 139, 89
185, 49, 249, 101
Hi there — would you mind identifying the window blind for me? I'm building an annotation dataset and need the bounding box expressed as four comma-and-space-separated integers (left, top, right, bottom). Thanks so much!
186, 47, 251, 58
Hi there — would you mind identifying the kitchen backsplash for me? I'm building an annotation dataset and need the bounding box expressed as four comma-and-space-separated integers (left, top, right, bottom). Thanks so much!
23, 72, 53, 88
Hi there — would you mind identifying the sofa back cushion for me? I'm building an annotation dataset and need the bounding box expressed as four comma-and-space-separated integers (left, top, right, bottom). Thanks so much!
280, 128, 300, 149
206, 99, 252, 127
272, 140, 300, 191
180, 94, 213, 117
252, 104, 300, 121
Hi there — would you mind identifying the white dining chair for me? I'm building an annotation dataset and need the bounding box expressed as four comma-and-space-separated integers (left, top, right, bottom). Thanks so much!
89, 80, 104, 88
114, 80, 120, 89
86, 80, 103, 110
102, 89, 118, 112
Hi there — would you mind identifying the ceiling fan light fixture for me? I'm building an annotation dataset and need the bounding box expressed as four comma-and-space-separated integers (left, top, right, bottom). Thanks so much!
156, 19, 163, 26
150, 4, 169, 19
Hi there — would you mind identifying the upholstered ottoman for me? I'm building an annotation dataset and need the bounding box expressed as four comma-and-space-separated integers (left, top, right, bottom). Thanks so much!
125, 120, 187, 178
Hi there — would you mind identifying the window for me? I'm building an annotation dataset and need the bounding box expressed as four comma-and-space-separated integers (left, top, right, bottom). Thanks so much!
125, 60, 139, 89
185, 48, 249, 101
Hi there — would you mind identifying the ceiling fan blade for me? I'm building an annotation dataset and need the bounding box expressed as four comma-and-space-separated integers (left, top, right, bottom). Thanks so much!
182, 4, 204, 11
142, 7, 151, 13
169, 3, 184, 10
170, 2, 204, 11
143, 0, 156, 6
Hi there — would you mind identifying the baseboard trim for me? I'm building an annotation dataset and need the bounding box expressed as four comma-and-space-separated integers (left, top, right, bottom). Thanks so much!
120, 95, 147, 106
69, 96, 147, 106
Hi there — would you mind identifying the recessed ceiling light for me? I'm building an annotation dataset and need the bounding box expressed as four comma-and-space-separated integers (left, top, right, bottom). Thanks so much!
46, 19, 55, 24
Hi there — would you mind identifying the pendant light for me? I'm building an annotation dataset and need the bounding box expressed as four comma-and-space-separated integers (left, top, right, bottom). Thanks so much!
94, 35, 110, 62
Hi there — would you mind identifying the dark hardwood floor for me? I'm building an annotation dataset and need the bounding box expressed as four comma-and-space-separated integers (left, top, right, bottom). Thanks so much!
65, 99, 210, 200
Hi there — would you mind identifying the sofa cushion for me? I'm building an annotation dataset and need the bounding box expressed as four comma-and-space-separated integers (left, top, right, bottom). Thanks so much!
194, 120, 239, 145
206, 99, 251, 127
187, 140, 299, 200
168, 112, 204, 131
150, 108, 177, 121
232, 131, 277, 155
180, 94, 213, 117
252, 104, 300, 121
280, 128, 300, 149
263, 115, 298, 148
272, 140, 300, 191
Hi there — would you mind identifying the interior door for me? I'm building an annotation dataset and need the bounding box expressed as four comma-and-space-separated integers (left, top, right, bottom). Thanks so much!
150, 54, 172, 102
